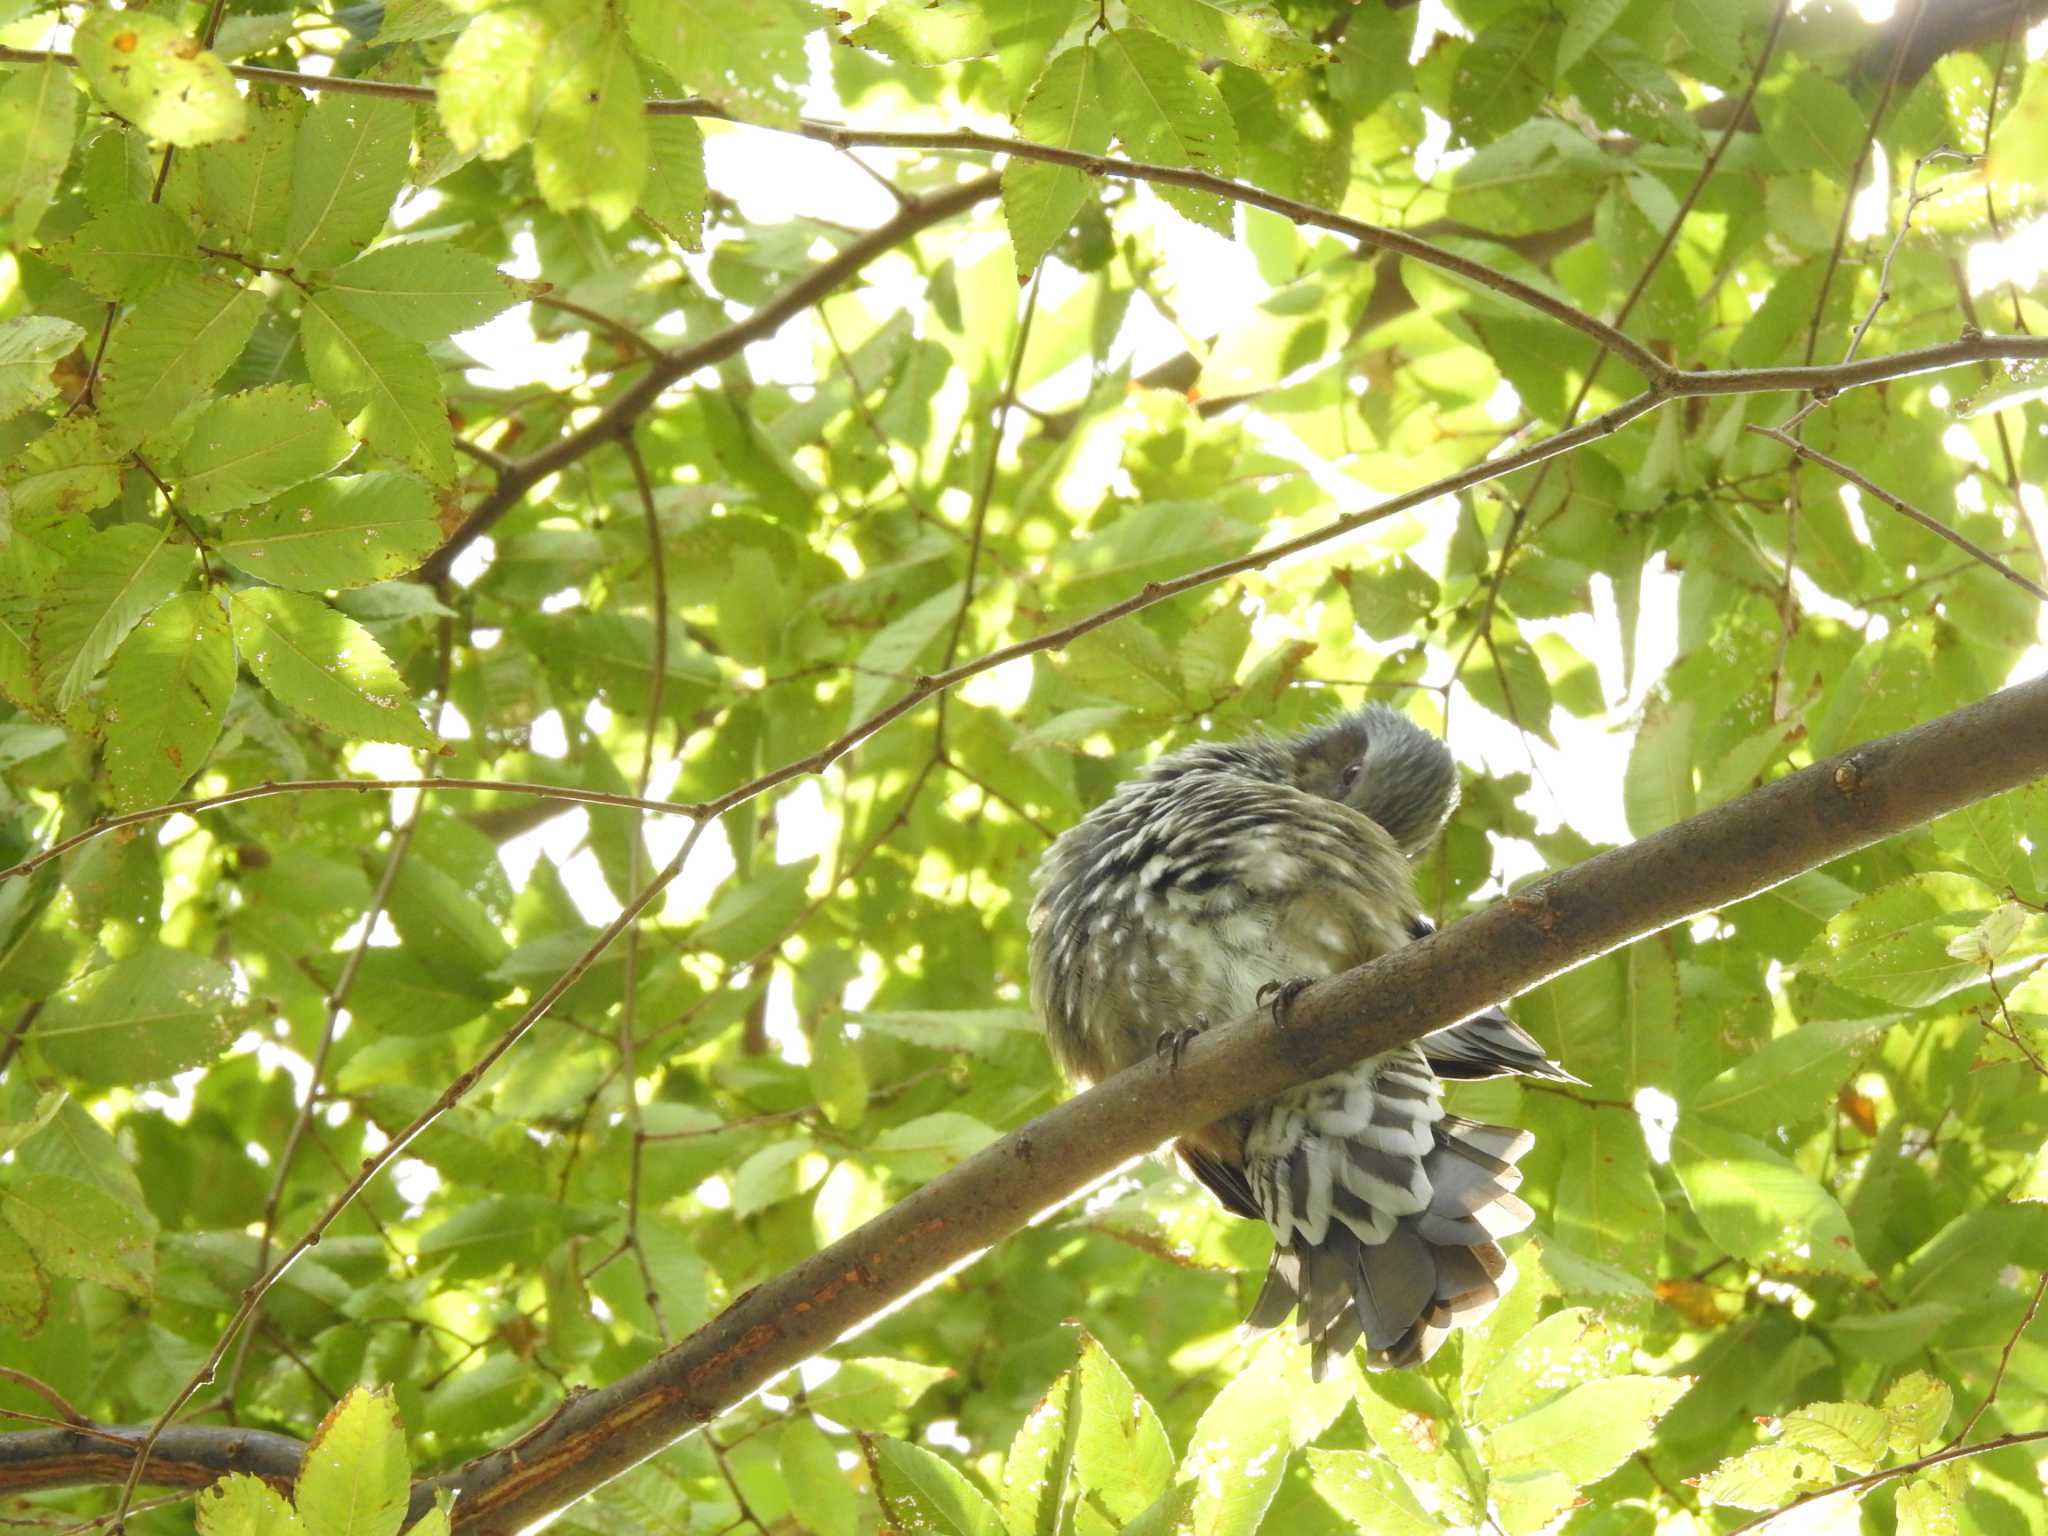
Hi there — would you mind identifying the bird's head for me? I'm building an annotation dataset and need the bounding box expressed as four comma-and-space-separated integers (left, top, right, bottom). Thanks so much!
1287, 704, 1459, 856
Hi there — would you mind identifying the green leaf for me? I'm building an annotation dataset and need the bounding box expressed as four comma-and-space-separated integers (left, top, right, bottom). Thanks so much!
34, 946, 239, 1085
1098, 29, 1238, 236
388, 860, 511, 985
0, 1173, 153, 1297
1354, 1370, 1484, 1527
1671, 1117, 1870, 1278
640, 116, 708, 249
1003, 45, 1112, 279
1553, 1108, 1663, 1281
781, 1419, 859, 1536
531, 14, 647, 228
196, 1474, 306, 1536
2, 417, 124, 524
284, 92, 413, 269
301, 294, 457, 485
1624, 694, 1695, 835
1001, 1331, 1172, 1536
73, 10, 247, 146
1181, 1335, 1348, 1536
1463, 632, 1557, 745
851, 0, 992, 63
177, 384, 358, 516
1304, 1450, 1442, 1536
97, 274, 265, 449
1557, 0, 1631, 73
104, 591, 235, 811
1482, 1375, 1690, 1533
31, 523, 192, 709
1881, 1371, 1952, 1452
230, 587, 438, 747
872, 1111, 1000, 1179
811, 1358, 952, 1434
1451, 12, 1560, 145
1689, 1018, 1893, 1132
218, 472, 445, 591
0, 314, 87, 422
294, 1387, 409, 1536
623, 0, 815, 123
1691, 1443, 1836, 1510
1126, 0, 1312, 70
322, 245, 532, 342
0, 60, 80, 242
1897, 1472, 1963, 1536
811, 1015, 869, 1129
847, 584, 963, 729
695, 858, 817, 961
868, 1436, 1003, 1536
1764, 69, 1864, 177
190, 88, 303, 257
1801, 872, 2024, 1008
1778, 1400, 1888, 1475
51, 202, 201, 301
437, 6, 549, 159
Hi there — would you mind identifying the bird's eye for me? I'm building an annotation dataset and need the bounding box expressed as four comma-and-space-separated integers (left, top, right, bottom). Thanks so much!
1339, 760, 1363, 791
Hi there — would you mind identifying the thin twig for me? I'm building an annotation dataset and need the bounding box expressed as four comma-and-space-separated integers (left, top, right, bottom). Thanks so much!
0, 777, 692, 885
1747, 424, 2048, 603
1950, 1266, 2048, 1444
1726, 1428, 2048, 1535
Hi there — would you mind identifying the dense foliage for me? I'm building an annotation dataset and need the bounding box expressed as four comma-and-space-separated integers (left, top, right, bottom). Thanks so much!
2, 0, 2046, 1532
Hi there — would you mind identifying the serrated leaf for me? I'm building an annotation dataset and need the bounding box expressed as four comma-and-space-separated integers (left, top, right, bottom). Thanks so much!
296, 1387, 409, 1536
0, 60, 80, 242
218, 472, 444, 591
1553, 1107, 1663, 1281
0, 1173, 153, 1297
1802, 872, 2029, 1008
1484, 1375, 1689, 1533
1778, 1400, 1888, 1474
31, 523, 193, 709
284, 92, 413, 269
781, 1419, 859, 1536
104, 591, 235, 810
1001, 1330, 1172, 1536
872, 1111, 999, 1178
641, 116, 707, 249
321, 245, 532, 342
1881, 1371, 1952, 1452
695, 858, 816, 961
1897, 1470, 1962, 1536
34, 946, 239, 1085
191, 87, 303, 256
1671, 1118, 1870, 1278
301, 294, 456, 485
0, 314, 86, 421
731, 1138, 819, 1218
74, 10, 247, 146
1182, 1334, 1348, 1535
1694, 1444, 1837, 1509
847, 584, 964, 729
178, 384, 358, 515
1003, 45, 1112, 278
1097, 29, 1237, 236
623, 0, 815, 124
1, 417, 124, 523
195, 1474, 305, 1536
1624, 694, 1695, 835
437, 6, 550, 159
1305, 1450, 1441, 1535
531, 14, 647, 228
1690, 1018, 1894, 1132
97, 275, 265, 449
1126, 0, 1313, 69
230, 586, 437, 747
52, 202, 201, 300
811, 1358, 952, 1434
869, 1436, 1003, 1536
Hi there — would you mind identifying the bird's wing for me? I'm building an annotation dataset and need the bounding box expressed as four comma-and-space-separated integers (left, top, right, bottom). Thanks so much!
1403, 917, 1583, 1083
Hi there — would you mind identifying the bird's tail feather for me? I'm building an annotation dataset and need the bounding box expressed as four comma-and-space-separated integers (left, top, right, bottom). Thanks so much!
1245, 1116, 1534, 1379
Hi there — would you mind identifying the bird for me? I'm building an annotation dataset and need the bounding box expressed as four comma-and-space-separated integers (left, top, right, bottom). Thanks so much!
1027, 703, 1576, 1379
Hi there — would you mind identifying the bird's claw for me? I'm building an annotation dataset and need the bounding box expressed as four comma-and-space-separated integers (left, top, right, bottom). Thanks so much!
1256, 976, 1315, 1028
1153, 1024, 1202, 1072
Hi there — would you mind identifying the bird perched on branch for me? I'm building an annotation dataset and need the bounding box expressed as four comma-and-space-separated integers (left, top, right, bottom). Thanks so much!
1028, 704, 1574, 1379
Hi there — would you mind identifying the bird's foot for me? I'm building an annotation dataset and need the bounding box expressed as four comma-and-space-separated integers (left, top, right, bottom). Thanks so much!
1256, 976, 1315, 1028
1153, 1018, 1206, 1072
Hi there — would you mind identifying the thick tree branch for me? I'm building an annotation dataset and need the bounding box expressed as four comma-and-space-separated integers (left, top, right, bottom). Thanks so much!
5, 674, 2045, 1525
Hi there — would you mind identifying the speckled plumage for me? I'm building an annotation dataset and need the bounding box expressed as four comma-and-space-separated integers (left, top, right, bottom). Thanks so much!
1028, 705, 1573, 1378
